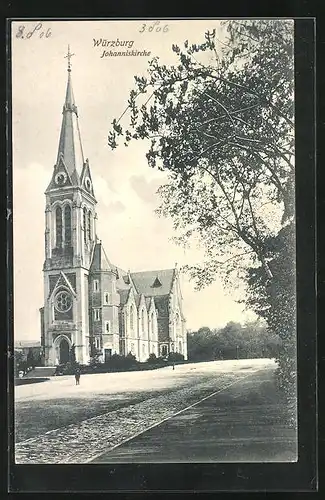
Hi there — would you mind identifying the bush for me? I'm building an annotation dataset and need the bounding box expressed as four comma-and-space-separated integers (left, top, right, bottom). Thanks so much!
26, 348, 36, 370
168, 352, 185, 362
55, 353, 186, 376
147, 353, 159, 364
125, 352, 137, 362
54, 361, 80, 376
88, 353, 102, 366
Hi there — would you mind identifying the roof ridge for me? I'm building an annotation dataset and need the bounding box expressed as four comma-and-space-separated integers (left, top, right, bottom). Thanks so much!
130, 267, 175, 275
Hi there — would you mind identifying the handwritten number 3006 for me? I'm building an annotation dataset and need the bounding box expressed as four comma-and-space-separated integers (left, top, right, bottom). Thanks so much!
139, 22, 169, 33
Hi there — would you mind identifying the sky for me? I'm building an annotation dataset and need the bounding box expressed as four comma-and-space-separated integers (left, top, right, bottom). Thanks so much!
11, 19, 258, 341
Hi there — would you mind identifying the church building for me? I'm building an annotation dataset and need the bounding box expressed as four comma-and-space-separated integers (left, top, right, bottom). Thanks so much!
40, 50, 187, 366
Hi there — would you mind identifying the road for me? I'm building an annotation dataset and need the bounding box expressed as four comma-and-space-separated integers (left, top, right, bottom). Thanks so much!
14, 358, 297, 464
15, 359, 271, 402
91, 365, 297, 463
16, 359, 269, 443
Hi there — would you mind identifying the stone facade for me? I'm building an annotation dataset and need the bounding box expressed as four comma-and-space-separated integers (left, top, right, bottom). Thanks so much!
41, 63, 187, 366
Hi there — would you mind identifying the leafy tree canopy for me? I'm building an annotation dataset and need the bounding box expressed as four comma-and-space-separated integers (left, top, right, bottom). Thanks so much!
187, 320, 281, 361
108, 20, 294, 293
108, 20, 295, 390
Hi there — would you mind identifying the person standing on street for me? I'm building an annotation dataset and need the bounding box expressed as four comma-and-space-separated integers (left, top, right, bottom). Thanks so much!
74, 366, 81, 385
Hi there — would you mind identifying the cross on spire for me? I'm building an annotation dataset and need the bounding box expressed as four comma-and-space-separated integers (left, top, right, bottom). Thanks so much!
65, 45, 75, 72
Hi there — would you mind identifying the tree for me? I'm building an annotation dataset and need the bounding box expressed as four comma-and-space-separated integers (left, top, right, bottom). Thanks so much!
89, 338, 102, 363
147, 353, 158, 364
14, 350, 24, 377
126, 352, 137, 362
218, 322, 245, 359
26, 348, 36, 370
168, 351, 184, 362
188, 321, 280, 362
245, 222, 296, 391
108, 20, 295, 390
187, 327, 220, 361
69, 344, 76, 365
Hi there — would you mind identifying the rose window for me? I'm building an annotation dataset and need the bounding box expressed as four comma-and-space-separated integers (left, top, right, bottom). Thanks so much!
55, 291, 72, 312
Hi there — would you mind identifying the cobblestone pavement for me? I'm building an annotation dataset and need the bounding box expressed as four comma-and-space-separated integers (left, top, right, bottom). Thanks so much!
15, 359, 275, 464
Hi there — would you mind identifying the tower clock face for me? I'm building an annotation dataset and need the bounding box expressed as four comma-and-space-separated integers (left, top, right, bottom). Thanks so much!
55, 172, 67, 186
84, 176, 92, 191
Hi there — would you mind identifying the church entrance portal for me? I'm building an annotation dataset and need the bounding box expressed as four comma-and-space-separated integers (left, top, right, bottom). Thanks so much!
59, 337, 70, 364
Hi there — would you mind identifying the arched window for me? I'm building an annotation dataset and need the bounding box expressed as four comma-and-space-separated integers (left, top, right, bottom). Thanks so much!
64, 205, 71, 247
55, 207, 62, 247
83, 207, 87, 244
151, 312, 155, 337
130, 304, 134, 331
141, 309, 145, 334
87, 210, 92, 241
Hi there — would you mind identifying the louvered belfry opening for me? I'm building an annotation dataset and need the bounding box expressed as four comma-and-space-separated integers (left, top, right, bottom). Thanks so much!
64, 205, 72, 247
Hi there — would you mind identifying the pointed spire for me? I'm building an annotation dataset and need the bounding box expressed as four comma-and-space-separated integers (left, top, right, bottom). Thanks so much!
65, 45, 75, 72
56, 46, 84, 180
64, 72, 76, 112
63, 45, 77, 114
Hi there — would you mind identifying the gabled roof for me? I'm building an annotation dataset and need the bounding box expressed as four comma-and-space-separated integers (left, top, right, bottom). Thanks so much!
80, 159, 96, 198
130, 269, 175, 297
90, 242, 113, 272
118, 288, 131, 306
116, 276, 131, 291
113, 266, 130, 291
49, 271, 77, 298
46, 155, 75, 193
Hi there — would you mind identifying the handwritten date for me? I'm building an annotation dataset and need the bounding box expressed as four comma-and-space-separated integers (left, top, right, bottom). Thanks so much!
16, 23, 52, 39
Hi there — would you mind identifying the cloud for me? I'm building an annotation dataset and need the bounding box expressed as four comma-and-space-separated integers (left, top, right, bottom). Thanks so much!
13, 161, 257, 341
12, 22, 259, 340
107, 200, 126, 214
129, 175, 163, 205
93, 174, 116, 207
13, 162, 48, 341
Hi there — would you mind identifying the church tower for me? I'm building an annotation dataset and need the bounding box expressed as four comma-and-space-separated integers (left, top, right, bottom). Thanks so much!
42, 47, 97, 366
